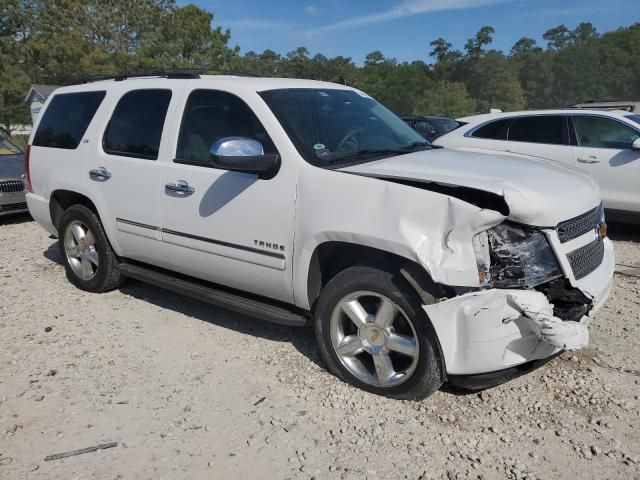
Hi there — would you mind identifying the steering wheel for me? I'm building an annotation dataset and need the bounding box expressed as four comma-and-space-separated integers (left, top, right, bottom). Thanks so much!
336, 127, 363, 153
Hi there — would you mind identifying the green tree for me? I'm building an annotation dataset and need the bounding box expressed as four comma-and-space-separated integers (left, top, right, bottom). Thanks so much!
140, 4, 235, 70
543, 25, 571, 50
413, 81, 476, 117
467, 50, 526, 112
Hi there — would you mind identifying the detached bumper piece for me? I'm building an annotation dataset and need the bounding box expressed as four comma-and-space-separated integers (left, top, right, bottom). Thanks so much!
447, 351, 563, 391
424, 289, 590, 376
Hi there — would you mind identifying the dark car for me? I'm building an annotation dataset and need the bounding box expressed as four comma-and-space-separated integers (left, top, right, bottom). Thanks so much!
0, 136, 28, 217
402, 115, 461, 141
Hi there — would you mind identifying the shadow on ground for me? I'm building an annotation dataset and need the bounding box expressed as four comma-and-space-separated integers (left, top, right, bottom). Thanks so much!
43, 240, 321, 368
0, 212, 32, 226
118, 280, 321, 367
607, 222, 640, 243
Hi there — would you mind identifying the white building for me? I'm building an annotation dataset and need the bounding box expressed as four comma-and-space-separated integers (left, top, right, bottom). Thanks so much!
25, 85, 59, 124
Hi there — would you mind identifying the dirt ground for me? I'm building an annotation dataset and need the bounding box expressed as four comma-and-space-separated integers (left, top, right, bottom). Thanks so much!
1, 214, 639, 480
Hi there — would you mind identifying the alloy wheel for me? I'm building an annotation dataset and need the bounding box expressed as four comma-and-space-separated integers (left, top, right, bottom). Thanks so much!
64, 220, 99, 281
329, 291, 419, 387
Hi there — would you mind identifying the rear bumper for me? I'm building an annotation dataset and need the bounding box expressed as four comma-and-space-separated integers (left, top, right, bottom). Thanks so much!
26, 192, 56, 235
424, 239, 614, 376
0, 191, 28, 216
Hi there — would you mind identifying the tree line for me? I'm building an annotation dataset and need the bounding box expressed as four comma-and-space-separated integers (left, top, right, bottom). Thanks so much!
2, 0, 640, 135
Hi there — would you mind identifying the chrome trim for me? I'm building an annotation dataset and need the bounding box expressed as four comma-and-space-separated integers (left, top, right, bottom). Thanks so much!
165, 180, 195, 196
163, 228, 285, 259
115, 218, 160, 231
115, 218, 285, 260
89, 167, 111, 182
210, 137, 264, 158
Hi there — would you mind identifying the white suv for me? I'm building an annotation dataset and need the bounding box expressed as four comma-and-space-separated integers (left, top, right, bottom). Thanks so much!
25, 73, 614, 400
434, 109, 640, 221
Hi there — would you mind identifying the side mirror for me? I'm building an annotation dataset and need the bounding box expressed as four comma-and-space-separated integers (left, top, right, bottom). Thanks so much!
209, 137, 280, 178
632, 138, 640, 151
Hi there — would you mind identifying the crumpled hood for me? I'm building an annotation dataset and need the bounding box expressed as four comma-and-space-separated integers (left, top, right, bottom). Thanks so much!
0, 153, 25, 179
340, 148, 600, 226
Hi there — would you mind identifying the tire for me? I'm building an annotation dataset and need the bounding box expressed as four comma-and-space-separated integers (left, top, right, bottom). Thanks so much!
314, 265, 444, 400
58, 204, 124, 293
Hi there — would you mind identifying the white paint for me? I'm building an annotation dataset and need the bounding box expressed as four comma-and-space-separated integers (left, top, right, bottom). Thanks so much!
26, 75, 616, 376
435, 109, 640, 214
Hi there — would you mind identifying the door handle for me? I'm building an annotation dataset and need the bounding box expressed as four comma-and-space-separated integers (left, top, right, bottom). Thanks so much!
165, 181, 195, 196
89, 167, 111, 181
577, 156, 600, 164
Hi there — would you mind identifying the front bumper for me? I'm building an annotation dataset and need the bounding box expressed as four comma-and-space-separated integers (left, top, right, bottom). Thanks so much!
0, 191, 28, 216
424, 238, 614, 376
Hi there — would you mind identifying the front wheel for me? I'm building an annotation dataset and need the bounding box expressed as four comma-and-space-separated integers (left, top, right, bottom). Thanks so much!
314, 266, 443, 400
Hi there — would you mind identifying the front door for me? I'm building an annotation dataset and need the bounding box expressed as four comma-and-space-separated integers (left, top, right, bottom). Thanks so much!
159, 88, 296, 303
570, 115, 640, 212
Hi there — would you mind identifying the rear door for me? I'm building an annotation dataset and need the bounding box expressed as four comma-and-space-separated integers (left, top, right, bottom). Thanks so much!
570, 115, 640, 212
506, 115, 573, 167
87, 82, 185, 267
159, 87, 296, 303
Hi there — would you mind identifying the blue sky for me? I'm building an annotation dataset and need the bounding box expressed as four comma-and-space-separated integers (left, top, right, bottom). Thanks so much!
183, 0, 639, 63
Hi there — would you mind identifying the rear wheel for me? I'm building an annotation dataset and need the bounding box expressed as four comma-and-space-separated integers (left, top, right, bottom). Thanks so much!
58, 204, 124, 292
315, 266, 443, 400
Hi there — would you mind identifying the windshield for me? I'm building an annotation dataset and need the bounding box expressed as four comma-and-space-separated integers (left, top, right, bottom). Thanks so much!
428, 117, 460, 134
625, 114, 640, 127
260, 88, 429, 166
0, 137, 21, 155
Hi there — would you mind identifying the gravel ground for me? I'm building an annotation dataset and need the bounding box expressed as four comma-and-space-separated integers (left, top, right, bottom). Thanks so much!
1, 215, 639, 480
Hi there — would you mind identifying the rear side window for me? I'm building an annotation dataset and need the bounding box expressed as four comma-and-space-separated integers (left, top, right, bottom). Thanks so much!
103, 89, 172, 160
470, 119, 509, 139
508, 116, 567, 145
33, 91, 106, 149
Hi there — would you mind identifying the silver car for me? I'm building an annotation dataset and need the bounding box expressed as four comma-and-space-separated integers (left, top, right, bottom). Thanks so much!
0, 137, 28, 217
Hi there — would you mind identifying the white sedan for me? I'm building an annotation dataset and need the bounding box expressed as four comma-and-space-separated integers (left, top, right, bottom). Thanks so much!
434, 109, 640, 221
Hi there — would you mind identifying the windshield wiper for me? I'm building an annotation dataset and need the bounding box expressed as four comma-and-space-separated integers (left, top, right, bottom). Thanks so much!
399, 141, 432, 151
328, 149, 409, 164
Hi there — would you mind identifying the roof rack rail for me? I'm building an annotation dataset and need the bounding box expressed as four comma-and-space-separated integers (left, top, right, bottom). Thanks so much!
74, 70, 201, 85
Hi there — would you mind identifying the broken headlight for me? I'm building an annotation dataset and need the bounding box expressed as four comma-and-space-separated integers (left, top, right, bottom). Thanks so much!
473, 223, 562, 289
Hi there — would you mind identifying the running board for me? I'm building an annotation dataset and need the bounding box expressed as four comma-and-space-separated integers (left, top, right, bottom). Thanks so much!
119, 262, 308, 327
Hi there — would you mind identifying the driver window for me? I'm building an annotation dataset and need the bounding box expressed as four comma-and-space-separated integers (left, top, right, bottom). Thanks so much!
176, 89, 276, 166
573, 116, 640, 149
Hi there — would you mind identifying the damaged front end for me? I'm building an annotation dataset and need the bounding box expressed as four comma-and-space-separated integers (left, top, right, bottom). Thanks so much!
422, 217, 613, 377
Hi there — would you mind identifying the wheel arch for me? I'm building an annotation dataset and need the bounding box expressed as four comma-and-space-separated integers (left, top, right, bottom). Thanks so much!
308, 243, 450, 387
50, 190, 99, 231
305, 241, 451, 311
49, 189, 122, 256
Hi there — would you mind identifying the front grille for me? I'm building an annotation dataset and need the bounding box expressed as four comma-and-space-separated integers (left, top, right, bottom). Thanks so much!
0, 180, 25, 193
557, 205, 601, 243
567, 238, 605, 280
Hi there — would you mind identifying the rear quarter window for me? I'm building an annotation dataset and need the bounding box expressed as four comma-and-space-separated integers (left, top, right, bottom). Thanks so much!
470, 119, 509, 139
33, 91, 106, 149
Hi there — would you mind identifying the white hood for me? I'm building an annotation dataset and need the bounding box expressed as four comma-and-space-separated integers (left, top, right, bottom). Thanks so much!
340, 148, 600, 226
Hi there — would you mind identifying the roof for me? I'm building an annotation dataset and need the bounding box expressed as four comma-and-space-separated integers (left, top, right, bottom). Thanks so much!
25, 85, 60, 103
457, 108, 638, 124
51, 75, 353, 96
